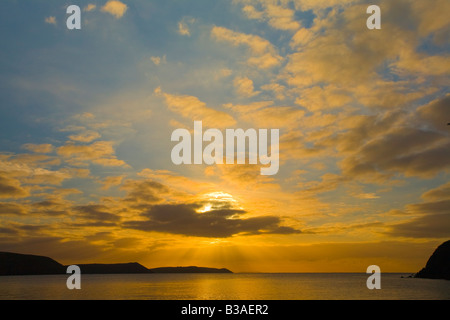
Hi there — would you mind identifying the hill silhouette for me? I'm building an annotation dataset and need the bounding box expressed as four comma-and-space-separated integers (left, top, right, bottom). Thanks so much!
415, 240, 450, 280
76, 263, 151, 274
0, 251, 232, 275
0, 252, 65, 275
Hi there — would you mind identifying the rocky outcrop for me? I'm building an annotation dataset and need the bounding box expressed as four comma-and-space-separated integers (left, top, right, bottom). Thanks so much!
0, 252, 65, 275
415, 240, 450, 280
0, 251, 233, 275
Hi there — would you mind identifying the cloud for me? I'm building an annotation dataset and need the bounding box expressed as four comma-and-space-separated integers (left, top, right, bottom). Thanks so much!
150, 56, 160, 65
45, 16, 56, 25
211, 26, 282, 69
384, 182, 450, 238
265, 4, 301, 30
295, 85, 352, 112
27, 188, 82, 217
281, 1, 449, 93
137, 169, 212, 195
224, 101, 304, 129
406, 200, 450, 216
411, 0, 450, 43
292, 0, 357, 12
0, 202, 26, 215
150, 55, 166, 66
417, 94, 450, 132
317, 102, 450, 184
207, 164, 280, 194
177, 17, 196, 36
233, 76, 260, 97
0, 174, 29, 199
101, 0, 128, 19
68, 130, 101, 143
242, 5, 264, 20
178, 21, 191, 36
121, 179, 170, 204
340, 127, 450, 180
421, 182, 450, 201
241, 3, 301, 31
73, 204, 121, 226
100, 176, 124, 190
0, 155, 75, 190
0, 226, 18, 235
84, 4, 97, 12
353, 193, 380, 200
57, 141, 129, 167
22, 144, 54, 154
386, 214, 450, 239
124, 203, 300, 238
261, 82, 287, 101
157, 88, 236, 128
290, 28, 314, 48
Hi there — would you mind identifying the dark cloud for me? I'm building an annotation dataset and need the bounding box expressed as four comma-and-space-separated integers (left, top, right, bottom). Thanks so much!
0, 175, 28, 198
406, 199, 450, 215
16, 224, 49, 232
73, 204, 120, 224
124, 203, 301, 238
0, 227, 18, 235
29, 200, 68, 216
418, 94, 450, 132
341, 127, 450, 179
71, 221, 118, 227
33, 200, 59, 208
322, 98, 450, 184
385, 182, 450, 238
334, 110, 406, 154
421, 182, 450, 201
0, 202, 26, 215
386, 183, 450, 238
121, 180, 170, 204
386, 213, 450, 238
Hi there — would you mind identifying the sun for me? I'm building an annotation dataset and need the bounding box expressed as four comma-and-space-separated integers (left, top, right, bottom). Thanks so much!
205, 192, 236, 202
197, 191, 242, 213
198, 204, 212, 213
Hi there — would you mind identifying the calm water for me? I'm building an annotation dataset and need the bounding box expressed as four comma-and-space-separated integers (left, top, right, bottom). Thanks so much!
0, 273, 449, 300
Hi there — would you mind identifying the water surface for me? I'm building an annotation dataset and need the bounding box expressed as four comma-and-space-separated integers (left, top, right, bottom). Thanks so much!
0, 273, 448, 300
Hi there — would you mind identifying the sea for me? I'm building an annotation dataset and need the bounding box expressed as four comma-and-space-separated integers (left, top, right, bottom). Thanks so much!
0, 273, 449, 300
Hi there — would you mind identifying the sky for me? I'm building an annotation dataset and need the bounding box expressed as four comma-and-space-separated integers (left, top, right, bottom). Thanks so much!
0, 0, 449, 273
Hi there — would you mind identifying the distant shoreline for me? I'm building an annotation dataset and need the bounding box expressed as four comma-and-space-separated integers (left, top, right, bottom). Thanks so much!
0, 251, 232, 276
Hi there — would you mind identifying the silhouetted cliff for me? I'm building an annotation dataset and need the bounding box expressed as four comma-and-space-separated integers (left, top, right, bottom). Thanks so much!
415, 240, 450, 280
0, 252, 65, 275
0, 251, 233, 275
75, 263, 151, 274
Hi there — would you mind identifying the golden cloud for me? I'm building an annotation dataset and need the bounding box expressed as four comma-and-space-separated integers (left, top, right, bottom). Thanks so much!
22, 144, 54, 154
57, 141, 129, 167
68, 130, 101, 143
157, 88, 236, 128
44, 16, 56, 25
233, 76, 260, 98
101, 0, 128, 19
84, 4, 96, 12
241, 3, 301, 31
211, 26, 282, 69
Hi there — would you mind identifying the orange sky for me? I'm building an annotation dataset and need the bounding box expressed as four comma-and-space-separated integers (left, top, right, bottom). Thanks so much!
0, 0, 449, 273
